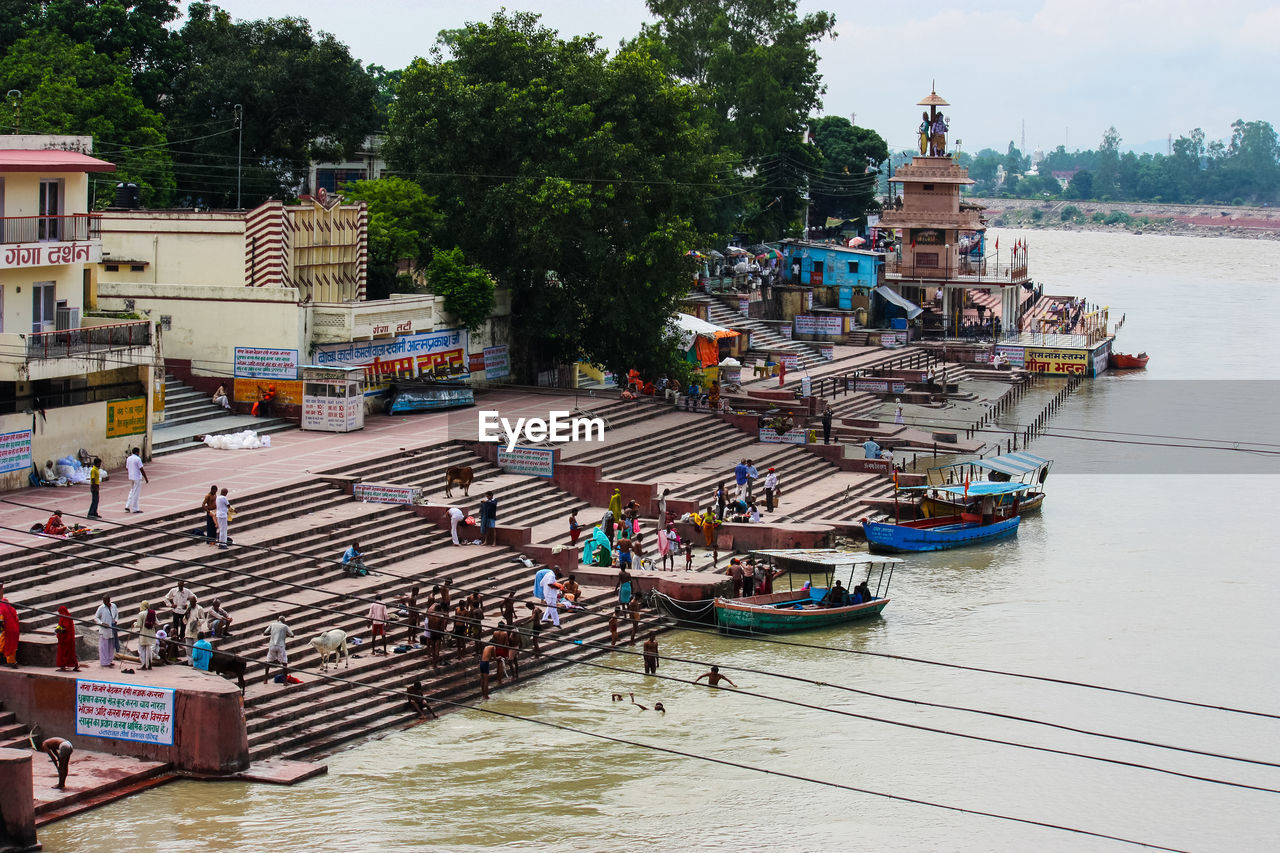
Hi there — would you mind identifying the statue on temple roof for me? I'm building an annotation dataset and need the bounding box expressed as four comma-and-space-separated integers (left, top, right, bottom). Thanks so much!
918, 112, 930, 156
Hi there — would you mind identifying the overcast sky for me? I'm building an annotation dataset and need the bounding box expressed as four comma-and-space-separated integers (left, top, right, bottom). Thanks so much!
192, 0, 1279, 155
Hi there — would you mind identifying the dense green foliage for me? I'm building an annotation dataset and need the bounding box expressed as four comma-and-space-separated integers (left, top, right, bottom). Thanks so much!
808, 115, 888, 224
385, 11, 717, 380
0, 32, 174, 205
958, 123, 1279, 205
340, 177, 444, 300
639, 0, 836, 240
425, 247, 497, 333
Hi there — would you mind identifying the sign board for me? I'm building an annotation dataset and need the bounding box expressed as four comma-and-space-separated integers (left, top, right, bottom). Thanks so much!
468, 353, 487, 374
301, 381, 364, 432
1025, 347, 1090, 375
0, 429, 32, 474
794, 315, 844, 336
1090, 340, 1111, 376
800, 376, 812, 398
818, 344, 835, 361
314, 329, 469, 393
738, 297, 749, 315
805, 291, 814, 310
854, 379, 907, 394
75, 680, 174, 746
483, 345, 510, 380
353, 482, 422, 505
105, 397, 147, 438
234, 347, 299, 380
759, 427, 808, 445
1, 241, 101, 271
779, 353, 800, 370
995, 345, 1026, 368
880, 331, 908, 347
497, 446, 555, 478
234, 379, 302, 407
778, 324, 793, 339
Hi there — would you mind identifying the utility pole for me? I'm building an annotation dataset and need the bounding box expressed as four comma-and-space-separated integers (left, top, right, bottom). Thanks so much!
1021, 119, 1026, 156
234, 104, 244, 209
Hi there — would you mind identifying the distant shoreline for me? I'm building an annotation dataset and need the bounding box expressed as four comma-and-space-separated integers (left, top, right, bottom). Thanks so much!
971, 197, 1280, 240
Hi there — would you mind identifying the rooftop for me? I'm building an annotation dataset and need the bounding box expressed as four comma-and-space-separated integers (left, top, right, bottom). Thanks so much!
0, 149, 115, 173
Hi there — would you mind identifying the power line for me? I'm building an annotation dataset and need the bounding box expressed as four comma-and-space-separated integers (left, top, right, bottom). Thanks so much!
14, 601, 1194, 853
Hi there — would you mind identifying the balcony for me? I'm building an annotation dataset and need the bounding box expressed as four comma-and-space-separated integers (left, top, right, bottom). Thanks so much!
885, 252, 1029, 285
3, 320, 155, 383
0, 214, 103, 270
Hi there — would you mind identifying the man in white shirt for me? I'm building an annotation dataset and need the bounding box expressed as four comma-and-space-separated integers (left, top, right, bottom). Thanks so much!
763, 467, 780, 513
164, 580, 194, 651
93, 594, 116, 667
448, 506, 464, 546
215, 488, 232, 549
263, 615, 294, 684
124, 447, 148, 513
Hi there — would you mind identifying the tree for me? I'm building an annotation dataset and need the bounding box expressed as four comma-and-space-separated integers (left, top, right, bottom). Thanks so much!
808, 116, 888, 223
340, 177, 443, 300
1066, 169, 1093, 200
640, 0, 836, 240
1093, 126, 1121, 199
385, 11, 717, 380
163, 3, 380, 207
425, 247, 496, 333
0, 32, 175, 205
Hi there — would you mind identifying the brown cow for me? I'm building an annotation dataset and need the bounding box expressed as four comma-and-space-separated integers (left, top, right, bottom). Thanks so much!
444, 465, 473, 498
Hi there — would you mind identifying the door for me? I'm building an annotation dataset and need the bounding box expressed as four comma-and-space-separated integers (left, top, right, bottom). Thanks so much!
32, 282, 56, 333
810, 259, 824, 286
38, 179, 63, 241
839, 286, 852, 310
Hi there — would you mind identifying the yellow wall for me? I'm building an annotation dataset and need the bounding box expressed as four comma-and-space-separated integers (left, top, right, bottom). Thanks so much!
99, 213, 245, 286
96, 282, 305, 377
1, 172, 90, 217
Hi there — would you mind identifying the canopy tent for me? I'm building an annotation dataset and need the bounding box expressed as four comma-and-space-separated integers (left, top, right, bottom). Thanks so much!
673, 313, 739, 368
874, 285, 923, 320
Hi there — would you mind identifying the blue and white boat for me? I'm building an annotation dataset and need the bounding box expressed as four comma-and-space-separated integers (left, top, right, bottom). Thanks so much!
862, 482, 1030, 552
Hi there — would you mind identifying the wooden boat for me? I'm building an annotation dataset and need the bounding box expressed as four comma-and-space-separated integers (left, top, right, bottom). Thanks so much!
1110, 352, 1149, 369
922, 452, 1051, 518
863, 482, 1030, 552
713, 550, 899, 634
863, 514, 1020, 552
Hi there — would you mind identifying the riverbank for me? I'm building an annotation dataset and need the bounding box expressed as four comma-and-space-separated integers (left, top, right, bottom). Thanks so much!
973, 197, 1280, 240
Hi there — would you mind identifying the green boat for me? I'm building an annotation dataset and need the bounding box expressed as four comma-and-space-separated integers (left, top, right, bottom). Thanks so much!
713, 550, 900, 634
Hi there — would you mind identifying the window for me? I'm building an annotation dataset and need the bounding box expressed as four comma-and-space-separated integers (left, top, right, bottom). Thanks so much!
38, 179, 64, 241
32, 282, 56, 332
847, 261, 859, 273
130, 265, 145, 272
105, 264, 119, 272
915, 253, 939, 268
923, 184, 935, 192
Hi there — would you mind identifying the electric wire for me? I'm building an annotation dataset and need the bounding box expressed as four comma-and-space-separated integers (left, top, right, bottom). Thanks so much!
14, 602, 1193, 853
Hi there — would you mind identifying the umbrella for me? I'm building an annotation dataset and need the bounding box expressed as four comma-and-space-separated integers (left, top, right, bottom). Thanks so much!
759, 247, 782, 260
850, 237, 866, 247
686, 250, 704, 258
726, 246, 749, 255
707, 250, 724, 259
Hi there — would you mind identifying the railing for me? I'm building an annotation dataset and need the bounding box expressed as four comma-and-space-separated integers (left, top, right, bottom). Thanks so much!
815, 347, 943, 398
26, 320, 152, 360
0, 380, 148, 416
885, 251, 1030, 284
0, 214, 101, 245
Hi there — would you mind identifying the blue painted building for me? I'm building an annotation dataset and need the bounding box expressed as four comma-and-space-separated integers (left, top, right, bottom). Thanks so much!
781, 241, 883, 309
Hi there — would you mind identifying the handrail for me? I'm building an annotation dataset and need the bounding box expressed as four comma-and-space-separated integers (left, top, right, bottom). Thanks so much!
26, 319, 152, 360
0, 213, 101, 245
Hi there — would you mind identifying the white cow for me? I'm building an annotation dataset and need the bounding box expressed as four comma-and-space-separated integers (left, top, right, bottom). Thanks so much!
310, 629, 349, 671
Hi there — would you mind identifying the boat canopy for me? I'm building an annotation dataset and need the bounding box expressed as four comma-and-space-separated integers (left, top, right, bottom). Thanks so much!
873, 285, 923, 320
749, 548, 904, 572
967, 452, 1049, 477
907, 482, 1033, 497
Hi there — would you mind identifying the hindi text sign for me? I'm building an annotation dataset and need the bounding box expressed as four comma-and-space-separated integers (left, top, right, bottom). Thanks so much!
75, 680, 175, 745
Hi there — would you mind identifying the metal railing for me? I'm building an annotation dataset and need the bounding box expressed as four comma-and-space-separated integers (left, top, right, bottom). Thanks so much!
0, 381, 148, 416
885, 252, 1030, 284
1, 214, 102, 245
26, 320, 152, 360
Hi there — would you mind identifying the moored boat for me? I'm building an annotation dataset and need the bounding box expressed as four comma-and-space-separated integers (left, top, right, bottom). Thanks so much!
863, 482, 1030, 552
922, 452, 1051, 517
1110, 352, 1149, 369
713, 550, 899, 634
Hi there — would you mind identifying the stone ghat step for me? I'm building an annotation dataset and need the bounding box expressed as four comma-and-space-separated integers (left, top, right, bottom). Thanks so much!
246, 600, 642, 764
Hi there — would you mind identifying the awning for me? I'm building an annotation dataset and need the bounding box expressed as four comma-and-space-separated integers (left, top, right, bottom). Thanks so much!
971, 452, 1049, 477
673, 312, 740, 353
874, 285, 922, 320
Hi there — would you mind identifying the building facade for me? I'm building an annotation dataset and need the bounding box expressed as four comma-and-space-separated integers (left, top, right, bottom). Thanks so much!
0, 136, 157, 490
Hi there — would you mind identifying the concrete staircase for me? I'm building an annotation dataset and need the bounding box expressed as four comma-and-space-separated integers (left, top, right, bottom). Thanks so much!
152, 375, 295, 457
697, 297, 827, 371
0, 700, 28, 750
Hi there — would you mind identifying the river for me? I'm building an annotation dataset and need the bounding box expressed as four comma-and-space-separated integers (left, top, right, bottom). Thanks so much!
39, 230, 1280, 852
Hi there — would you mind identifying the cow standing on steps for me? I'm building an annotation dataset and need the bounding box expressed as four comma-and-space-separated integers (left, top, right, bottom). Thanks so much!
311, 629, 349, 672
444, 466, 473, 498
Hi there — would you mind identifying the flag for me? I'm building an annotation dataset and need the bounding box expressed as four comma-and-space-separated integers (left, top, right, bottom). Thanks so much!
994, 237, 999, 251
964, 478, 970, 500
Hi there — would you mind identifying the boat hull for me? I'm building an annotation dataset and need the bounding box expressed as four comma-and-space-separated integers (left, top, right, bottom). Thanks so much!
715, 591, 889, 633
1110, 353, 1149, 369
863, 515, 1020, 552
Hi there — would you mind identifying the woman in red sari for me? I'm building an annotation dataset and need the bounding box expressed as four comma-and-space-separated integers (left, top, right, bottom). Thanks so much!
55, 606, 80, 672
